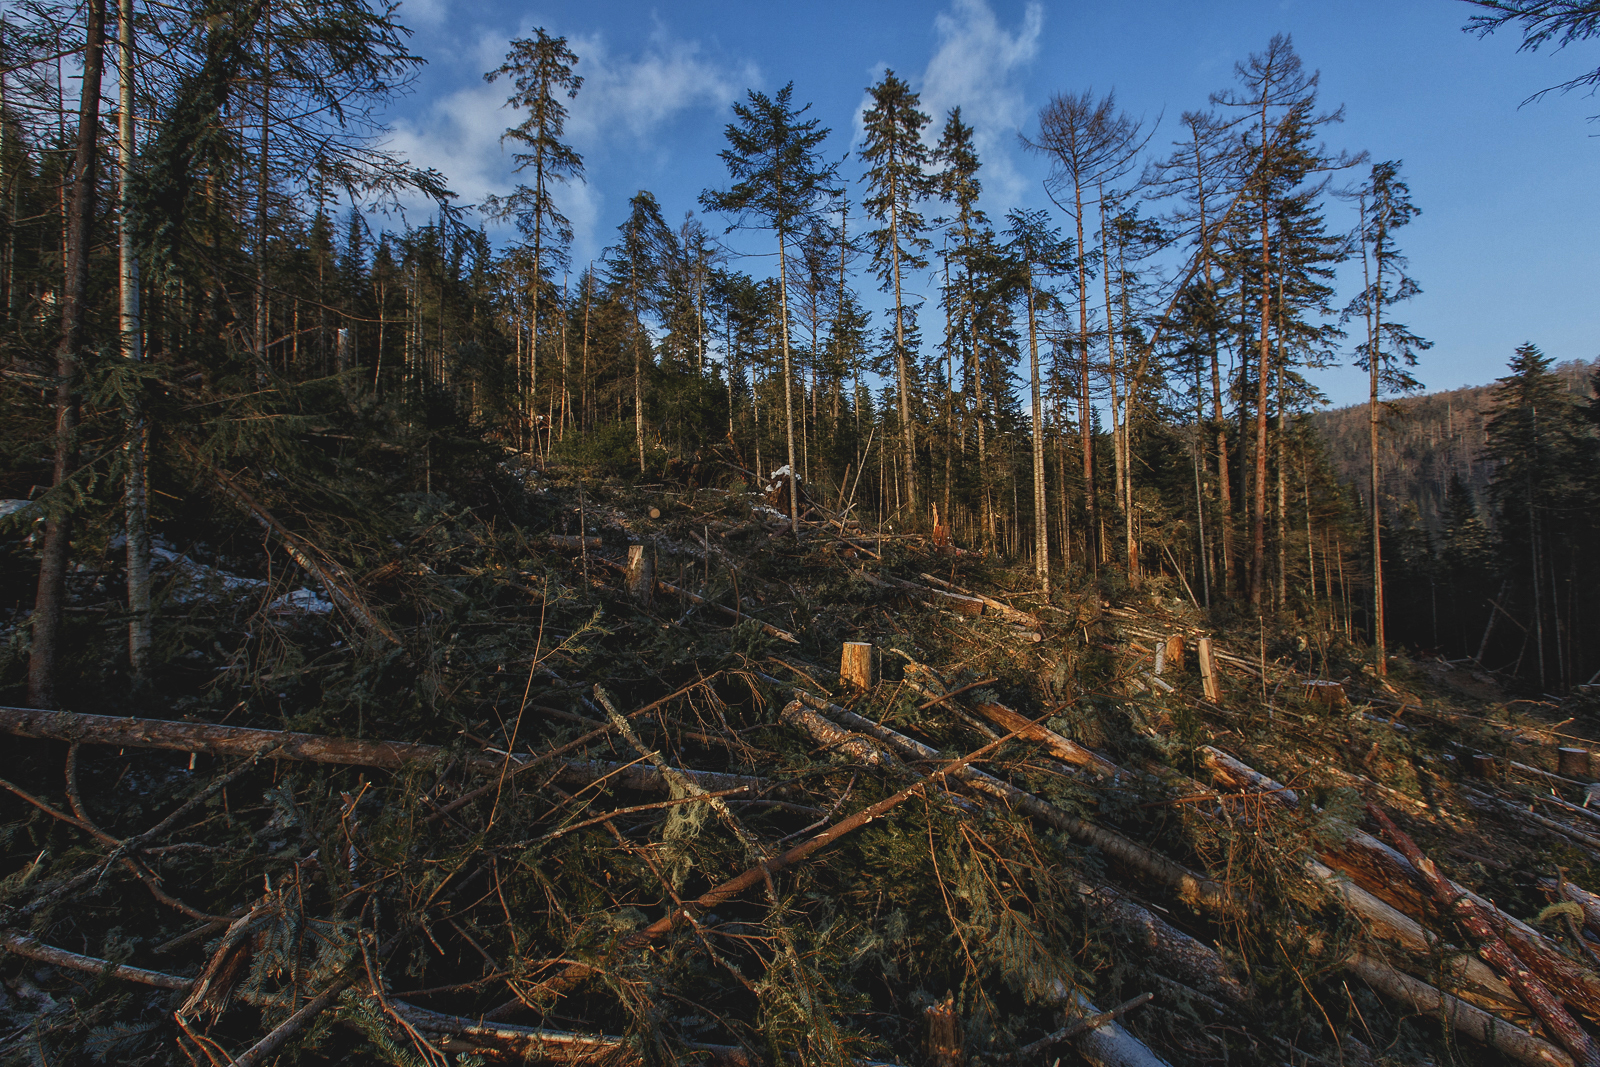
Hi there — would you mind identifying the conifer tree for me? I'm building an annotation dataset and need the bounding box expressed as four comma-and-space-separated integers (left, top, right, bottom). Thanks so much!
487, 29, 584, 454
935, 108, 989, 535
859, 71, 931, 515
1004, 209, 1068, 592
1345, 160, 1428, 675
1485, 343, 1596, 688
702, 83, 833, 534
1028, 89, 1141, 569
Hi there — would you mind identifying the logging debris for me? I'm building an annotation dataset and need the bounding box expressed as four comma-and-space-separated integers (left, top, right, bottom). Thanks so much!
2, 459, 1599, 1067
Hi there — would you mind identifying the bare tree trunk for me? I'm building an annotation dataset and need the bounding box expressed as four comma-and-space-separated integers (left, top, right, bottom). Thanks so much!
1250, 196, 1271, 607
889, 185, 916, 514
29, 0, 106, 709
118, 0, 150, 676
1025, 263, 1048, 593
1363, 196, 1387, 677
777, 232, 800, 537
1074, 182, 1097, 569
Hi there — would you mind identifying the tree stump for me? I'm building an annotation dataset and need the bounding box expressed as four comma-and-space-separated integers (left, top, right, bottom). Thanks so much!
1470, 753, 1503, 781
924, 993, 961, 1067
648, 506, 662, 520
840, 642, 873, 689
1197, 638, 1220, 703
626, 545, 653, 604
1164, 634, 1184, 672
1303, 680, 1348, 709
1559, 748, 1591, 780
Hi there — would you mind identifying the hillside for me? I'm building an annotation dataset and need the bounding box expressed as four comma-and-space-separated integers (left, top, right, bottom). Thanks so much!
5, 463, 1600, 1067
1308, 358, 1599, 534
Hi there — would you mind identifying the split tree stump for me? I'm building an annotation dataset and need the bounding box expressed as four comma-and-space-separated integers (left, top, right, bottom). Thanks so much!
626, 546, 653, 604
1197, 638, 1220, 703
923, 993, 961, 1067
840, 642, 873, 689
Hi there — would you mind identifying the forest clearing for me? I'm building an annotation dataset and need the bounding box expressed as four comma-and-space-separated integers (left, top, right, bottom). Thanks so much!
1, 0, 1598, 1062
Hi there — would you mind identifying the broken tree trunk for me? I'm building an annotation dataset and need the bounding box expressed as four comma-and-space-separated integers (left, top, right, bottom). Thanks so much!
626, 545, 653, 603
840, 642, 873, 689
1196, 638, 1220, 702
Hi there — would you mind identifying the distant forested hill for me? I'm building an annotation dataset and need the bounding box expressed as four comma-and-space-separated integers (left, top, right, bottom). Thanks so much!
1308, 358, 1599, 534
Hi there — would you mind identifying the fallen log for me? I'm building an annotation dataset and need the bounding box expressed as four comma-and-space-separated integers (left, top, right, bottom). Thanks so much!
1198, 745, 1299, 808
1347, 953, 1573, 1067
1027, 993, 1161, 1067
1369, 804, 1600, 1067
654, 578, 801, 644
1308, 861, 1523, 1014
967, 699, 1124, 779
0, 705, 771, 797
1071, 882, 1249, 1005
1320, 821, 1600, 1022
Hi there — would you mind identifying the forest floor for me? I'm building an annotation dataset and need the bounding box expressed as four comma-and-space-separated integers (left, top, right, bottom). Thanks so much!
2, 455, 1600, 1067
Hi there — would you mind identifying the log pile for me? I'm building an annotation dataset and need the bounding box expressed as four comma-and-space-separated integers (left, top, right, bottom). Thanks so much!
1, 463, 1598, 1066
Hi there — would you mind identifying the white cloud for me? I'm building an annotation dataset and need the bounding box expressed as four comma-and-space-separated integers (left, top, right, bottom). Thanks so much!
564, 29, 755, 146
918, 0, 1044, 209
385, 22, 754, 258
395, 0, 448, 30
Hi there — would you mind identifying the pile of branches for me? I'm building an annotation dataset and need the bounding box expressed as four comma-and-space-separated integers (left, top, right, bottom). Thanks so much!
3, 461, 1600, 1067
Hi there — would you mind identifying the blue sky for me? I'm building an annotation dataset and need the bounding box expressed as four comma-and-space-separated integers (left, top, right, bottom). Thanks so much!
375, 0, 1598, 408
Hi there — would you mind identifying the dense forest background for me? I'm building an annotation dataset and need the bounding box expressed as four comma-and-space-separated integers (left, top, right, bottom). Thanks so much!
1, 0, 1596, 707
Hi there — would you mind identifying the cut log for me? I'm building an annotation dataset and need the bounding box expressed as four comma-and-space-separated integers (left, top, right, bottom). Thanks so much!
1347, 953, 1573, 1067
914, 573, 1042, 628
1197, 638, 1220, 702
969, 700, 1123, 779
1542, 878, 1600, 939
1198, 746, 1298, 808
1071, 882, 1249, 1004
840, 642, 873, 689
1308, 861, 1523, 1013
930, 589, 985, 616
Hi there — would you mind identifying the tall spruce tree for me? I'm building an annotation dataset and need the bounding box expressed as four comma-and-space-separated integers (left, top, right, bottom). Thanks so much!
1344, 160, 1428, 676
1004, 209, 1068, 592
487, 29, 584, 454
859, 71, 931, 515
1485, 343, 1596, 689
701, 83, 833, 535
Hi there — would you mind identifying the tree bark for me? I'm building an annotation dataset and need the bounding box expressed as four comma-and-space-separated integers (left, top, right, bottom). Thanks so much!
118, 0, 150, 676
29, 0, 106, 709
